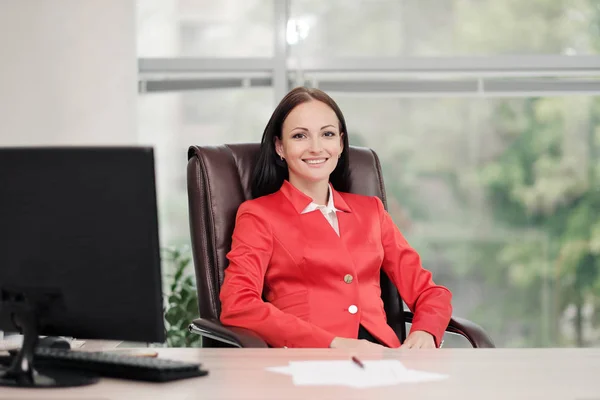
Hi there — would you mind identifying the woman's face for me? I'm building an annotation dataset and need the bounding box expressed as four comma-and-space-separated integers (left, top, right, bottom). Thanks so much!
275, 100, 344, 188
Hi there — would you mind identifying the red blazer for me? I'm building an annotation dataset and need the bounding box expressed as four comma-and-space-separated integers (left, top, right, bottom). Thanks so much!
220, 180, 452, 348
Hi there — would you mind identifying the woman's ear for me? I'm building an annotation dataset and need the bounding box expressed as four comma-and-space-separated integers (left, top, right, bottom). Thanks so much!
340, 132, 344, 152
274, 136, 283, 158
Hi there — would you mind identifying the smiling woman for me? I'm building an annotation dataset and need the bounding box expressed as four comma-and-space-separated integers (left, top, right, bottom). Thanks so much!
251, 87, 351, 200
275, 100, 344, 205
218, 87, 453, 350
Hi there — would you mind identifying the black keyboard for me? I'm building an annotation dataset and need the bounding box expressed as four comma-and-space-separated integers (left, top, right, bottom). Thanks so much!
30, 347, 209, 382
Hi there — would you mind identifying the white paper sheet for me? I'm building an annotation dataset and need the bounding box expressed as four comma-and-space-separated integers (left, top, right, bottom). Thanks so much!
266, 359, 448, 388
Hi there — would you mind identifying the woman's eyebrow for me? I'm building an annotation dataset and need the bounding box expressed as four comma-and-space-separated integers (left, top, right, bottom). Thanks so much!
291, 124, 336, 131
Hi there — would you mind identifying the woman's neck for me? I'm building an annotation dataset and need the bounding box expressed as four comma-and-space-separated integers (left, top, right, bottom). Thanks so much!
289, 178, 329, 206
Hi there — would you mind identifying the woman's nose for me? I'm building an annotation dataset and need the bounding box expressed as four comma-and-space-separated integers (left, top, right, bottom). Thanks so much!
308, 136, 322, 153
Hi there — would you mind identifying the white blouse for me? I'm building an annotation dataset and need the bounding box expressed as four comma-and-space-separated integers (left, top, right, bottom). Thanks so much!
300, 184, 340, 236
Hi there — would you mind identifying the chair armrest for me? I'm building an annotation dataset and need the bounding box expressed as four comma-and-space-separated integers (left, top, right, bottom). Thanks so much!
446, 315, 495, 348
403, 311, 495, 348
188, 318, 268, 348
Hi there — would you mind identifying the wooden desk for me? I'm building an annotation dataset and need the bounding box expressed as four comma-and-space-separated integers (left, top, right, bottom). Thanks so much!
2, 348, 599, 399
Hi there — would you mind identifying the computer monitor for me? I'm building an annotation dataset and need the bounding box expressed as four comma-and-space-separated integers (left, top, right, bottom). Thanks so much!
0, 147, 165, 387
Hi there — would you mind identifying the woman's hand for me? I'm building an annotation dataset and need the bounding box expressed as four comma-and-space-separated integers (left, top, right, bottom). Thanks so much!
329, 337, 385, 350
402, 330, 436, 349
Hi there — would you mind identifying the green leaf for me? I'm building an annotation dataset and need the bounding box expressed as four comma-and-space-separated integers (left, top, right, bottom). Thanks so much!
161, 245, 203, 347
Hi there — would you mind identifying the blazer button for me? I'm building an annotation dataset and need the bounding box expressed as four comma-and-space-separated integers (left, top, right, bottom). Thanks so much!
343, 274, 353, 284
348, 305, 358, 314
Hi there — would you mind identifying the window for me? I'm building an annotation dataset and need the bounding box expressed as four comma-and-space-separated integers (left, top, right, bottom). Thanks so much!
138, 89, 274, 247
337, 94, 600, 347
137, 0, 600, 348
137, 0, 274, 57
290, 0, 598, 57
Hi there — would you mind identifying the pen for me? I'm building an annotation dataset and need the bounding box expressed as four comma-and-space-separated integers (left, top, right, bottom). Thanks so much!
351, 356, 365, 369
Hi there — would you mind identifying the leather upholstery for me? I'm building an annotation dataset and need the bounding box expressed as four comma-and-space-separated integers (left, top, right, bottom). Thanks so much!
187, 143, 494, 348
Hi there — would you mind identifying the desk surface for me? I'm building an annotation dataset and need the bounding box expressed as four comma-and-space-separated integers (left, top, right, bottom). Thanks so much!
2, 348, 600, 399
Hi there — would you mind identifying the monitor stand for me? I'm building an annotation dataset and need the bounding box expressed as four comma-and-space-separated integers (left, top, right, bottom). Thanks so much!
0, 297, 99, 388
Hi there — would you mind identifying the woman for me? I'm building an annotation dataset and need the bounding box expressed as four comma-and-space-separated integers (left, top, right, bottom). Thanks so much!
219, 87, 452, 349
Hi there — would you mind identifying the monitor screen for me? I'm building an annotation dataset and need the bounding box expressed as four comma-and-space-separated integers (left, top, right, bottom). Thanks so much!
0, 147, 165, 344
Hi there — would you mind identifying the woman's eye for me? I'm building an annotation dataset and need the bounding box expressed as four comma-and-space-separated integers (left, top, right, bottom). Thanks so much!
292, 133, 306, 139
323, 131, 336, 137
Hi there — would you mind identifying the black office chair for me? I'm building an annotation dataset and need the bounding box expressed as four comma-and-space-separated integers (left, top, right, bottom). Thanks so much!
186, 143, 495, 348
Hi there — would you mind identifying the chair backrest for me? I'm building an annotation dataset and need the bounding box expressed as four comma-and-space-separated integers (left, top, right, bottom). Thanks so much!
187, 143, 406, 344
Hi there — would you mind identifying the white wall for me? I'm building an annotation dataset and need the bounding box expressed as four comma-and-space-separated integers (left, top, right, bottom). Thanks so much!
0, 0, 137, 145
